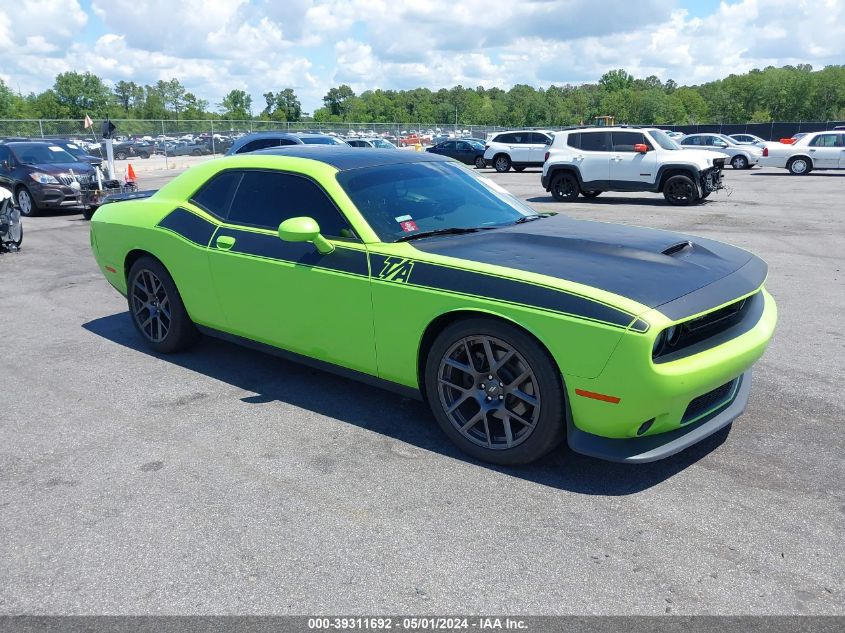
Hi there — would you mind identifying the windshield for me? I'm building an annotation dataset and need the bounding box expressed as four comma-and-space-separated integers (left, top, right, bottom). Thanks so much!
716, 134, 739, 146
372, 139, 395, 149
647, 129, 681, 150
337, 160, 538, 242
11, 143, 78, 164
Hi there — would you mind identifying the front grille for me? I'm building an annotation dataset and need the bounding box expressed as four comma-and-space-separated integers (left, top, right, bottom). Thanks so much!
58, 173, 94, 186
682, 379, 737, 423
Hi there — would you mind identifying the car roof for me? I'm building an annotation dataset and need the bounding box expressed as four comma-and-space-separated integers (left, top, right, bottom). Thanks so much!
252, 146, 452, 170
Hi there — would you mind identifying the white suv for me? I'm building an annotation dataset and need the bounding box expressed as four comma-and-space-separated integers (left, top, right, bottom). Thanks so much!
484, 130, 552, 172
542, 127, 728, 205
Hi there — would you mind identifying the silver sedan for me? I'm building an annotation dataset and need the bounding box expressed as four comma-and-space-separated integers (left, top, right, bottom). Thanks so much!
679, 133, 763, 169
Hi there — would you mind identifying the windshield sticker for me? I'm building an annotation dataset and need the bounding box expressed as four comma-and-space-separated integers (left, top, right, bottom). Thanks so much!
394, 215, 412, 222
399, 220, 418, 232
49, 145, 63, 152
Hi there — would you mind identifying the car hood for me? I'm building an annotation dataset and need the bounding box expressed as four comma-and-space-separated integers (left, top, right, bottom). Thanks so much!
22, 162, 96, 174
677, 148, 731, 162
409, 214, 767, 320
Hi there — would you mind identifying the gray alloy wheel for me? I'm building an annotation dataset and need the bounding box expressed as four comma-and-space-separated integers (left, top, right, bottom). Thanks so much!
731, 154, 748, 169
788, 157, 811, 175
663, 174, 699, 205
436, 335, 541, 451
494, 155, 511, 172
16, 187, 36, 217
115, 150, 128, 160
131, 269, 172, 344
474, 156, 486, 169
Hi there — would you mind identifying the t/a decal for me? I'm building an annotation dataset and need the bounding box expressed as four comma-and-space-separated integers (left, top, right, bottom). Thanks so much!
378, 257, 415, 284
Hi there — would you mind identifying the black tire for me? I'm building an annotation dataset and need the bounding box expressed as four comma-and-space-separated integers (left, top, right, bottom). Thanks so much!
127, 256, 200, 353
700, 190, 712, 200
662, 174, 699, 206
139, 152, 150, 159
191, 149, 201, 156
787, 157, 812, 175
730, 154, 748, 169
549, 172, 580, 202
15, 186, 38, 217
82, 207, 96, 221
493, 154, 511, 173
581, 190, 602, 198
115, 151, 128, 160
513, 166, 526, 172
424, 317, 565, 465
474, 156, 485, 169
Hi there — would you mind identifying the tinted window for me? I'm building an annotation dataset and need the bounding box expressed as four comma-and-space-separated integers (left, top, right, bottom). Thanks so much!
190, 171, 242, 218
510, 133, 528, 144
301, 136, 344, 145
530, 133, 551, 144
810, 134, 841, 147
579, 132, 611, 152
681, 136, 700, 145
239, 138, 288, 154
494, 133, 514, 143
567, 133, 581, 149
0, 145, 11, 164
456, 142, 471, 151
442, 141, 457, 150
227, 171, 350, 237
612, 131, 648, 152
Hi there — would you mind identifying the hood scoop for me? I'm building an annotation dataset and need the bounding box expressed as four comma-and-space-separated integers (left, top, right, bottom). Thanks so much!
662, 240, 693, 257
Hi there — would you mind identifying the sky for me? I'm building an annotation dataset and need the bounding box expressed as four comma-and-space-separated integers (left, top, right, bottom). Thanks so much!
1, 0, 843, 115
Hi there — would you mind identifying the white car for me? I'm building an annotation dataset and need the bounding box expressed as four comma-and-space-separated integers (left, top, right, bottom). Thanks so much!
542, 127, 727, 205
679, 133, 762, 169
483, 130, 553, 172
759, 130, 845, 174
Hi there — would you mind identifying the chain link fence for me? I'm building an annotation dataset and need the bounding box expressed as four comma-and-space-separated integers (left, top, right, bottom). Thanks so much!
2, 119, 843, 155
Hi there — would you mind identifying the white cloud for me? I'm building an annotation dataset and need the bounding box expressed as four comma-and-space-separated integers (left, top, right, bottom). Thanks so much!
2, 0, 844, 116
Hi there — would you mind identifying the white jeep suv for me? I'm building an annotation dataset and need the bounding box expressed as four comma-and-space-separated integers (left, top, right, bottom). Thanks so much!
542, 127, 727, 205
484, 130, 553, 172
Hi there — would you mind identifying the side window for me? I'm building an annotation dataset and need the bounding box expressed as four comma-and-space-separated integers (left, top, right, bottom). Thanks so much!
530, 133, 551, 144
810, 134, 837, 147
511, 133, 528, 144
190, 170, 242, 218
566, 133, 581, 149
456, 141, 471, 151
0, 145, 10, 164
493, 133, 509, 144
239, 138, 284, 154
612, 131, 648, 152
442, 141, 457, 150
579, 132, 611, 152
682, 136, 699, 146
227, 171, 351, 238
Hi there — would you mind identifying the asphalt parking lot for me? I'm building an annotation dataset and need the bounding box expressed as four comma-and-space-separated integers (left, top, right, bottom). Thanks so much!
2, 164, 843, 615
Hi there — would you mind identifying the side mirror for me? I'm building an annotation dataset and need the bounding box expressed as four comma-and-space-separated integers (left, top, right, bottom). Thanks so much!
633, 143, 649, 153
278, 216, 335, 255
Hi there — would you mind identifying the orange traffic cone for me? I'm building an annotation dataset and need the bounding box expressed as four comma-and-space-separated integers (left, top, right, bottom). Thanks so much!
126, 163, 137, 184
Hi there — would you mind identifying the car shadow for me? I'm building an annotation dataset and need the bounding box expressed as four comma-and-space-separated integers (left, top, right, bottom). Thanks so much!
82, 312, 730, 496
750, 172, 841, 177
525, 195, 703, 207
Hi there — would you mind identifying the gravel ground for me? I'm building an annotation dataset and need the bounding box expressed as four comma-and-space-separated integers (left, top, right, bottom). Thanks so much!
1, 164, 843, 615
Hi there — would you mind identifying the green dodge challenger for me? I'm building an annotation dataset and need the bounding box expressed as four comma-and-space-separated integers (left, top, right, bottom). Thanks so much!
90, 147, 777, 465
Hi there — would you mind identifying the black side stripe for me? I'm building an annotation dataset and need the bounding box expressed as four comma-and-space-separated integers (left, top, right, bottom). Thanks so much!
369, 254, 638, 329
156, 208, 217, 246
214, 227, 369, 276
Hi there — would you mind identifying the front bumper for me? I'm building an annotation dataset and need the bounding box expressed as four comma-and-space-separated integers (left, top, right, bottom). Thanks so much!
564, 287, 776, 462
31, 183, 86, 209
567, 371, 750, 463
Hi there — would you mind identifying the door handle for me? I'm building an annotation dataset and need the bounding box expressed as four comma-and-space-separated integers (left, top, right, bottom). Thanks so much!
215, 235, 236, 251
809, 149, 816, 152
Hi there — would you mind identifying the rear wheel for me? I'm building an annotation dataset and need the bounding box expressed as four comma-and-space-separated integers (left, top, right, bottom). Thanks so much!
474, 156, 485, 169
115, 150, 128, 160
127, 256, 200, 353
581, 190, 602, 198
787, 157, 811, 175
550, 172, 579, 202
15, 187, 38, 217
424, 317, 565, 465
663, 174, 699, 205
494, 155, 511, 173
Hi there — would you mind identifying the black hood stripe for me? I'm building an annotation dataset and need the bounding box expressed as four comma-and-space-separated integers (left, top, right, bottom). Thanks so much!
369, 253, 638, 329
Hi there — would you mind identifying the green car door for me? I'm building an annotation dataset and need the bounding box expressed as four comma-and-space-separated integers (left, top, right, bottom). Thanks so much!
201, 168, 378, 375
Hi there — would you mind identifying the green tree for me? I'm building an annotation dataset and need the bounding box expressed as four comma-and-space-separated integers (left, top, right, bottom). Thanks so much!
53, 71, 112, 117
323, 85, 356, 119
219, 89, 252, 119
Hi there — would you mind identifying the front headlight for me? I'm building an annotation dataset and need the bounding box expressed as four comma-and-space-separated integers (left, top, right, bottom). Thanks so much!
29, 172, 59, 185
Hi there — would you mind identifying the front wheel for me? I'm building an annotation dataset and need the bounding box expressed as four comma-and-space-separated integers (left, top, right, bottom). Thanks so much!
424, 318, 565, 465
474, 156, 485, 169
550, 172, 579, 202
663, 174, 699, 205
787, 157, 811, 175
16, 187, 38, 217
127, 256, 200, 353
115, 151, 128, 160
731, 154, 748, 169
494, 155, 511, 173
